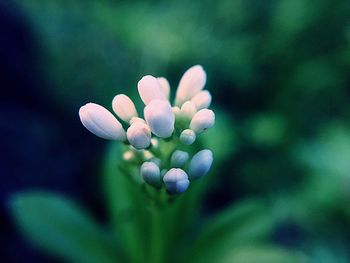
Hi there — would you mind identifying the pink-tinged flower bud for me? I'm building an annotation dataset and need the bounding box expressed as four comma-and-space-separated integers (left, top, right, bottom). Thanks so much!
163, 168, 190, 194
181, 101, 197, 119
190, 109, 215, 133
138, 75, 166, 105
157, 77, 170, 100
170, 150, 189, 168
191, 90, 212, 110
112, 94, 138, 122
141, 162, 161, 187
129, 117, 146, 125
180, 129, 196, 145
175, 65, 206, 106
188, 149, 213, 180
127, 121, 151, 149
79, 103, 126, 140
144, 100, 175, 138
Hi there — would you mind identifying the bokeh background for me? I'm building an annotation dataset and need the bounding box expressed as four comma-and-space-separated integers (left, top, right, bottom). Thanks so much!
1, 0, 350, 262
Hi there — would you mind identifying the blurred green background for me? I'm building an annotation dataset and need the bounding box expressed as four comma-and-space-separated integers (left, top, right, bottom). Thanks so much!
1, 0, 350, 262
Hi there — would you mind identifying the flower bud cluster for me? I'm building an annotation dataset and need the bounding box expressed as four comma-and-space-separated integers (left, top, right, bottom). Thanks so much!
79, 65, 215, 195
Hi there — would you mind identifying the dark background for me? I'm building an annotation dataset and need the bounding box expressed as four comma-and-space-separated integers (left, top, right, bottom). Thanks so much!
1, 0, 350, 262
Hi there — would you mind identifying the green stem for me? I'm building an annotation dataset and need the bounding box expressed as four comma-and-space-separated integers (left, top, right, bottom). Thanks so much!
150, 201, 164, 263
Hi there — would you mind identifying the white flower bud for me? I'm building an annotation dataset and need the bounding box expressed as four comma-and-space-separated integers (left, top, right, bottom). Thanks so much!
129, 117, 146, 125
141, 162, 161, 187
175, 65, 206, 106
170, 150, 189, 168
163, 168, 190, 194
127, 121, 151, 149
190, 109, 215, 133
180, 129, 196, 145
79, 103, 126, 141
188, 149, 213, 180
112, 94, 138, 122
157, 77, 170, 100
138, 75, 166, 105
181, 101, 197, 119
144, 100, 175, 138
191, 90, 212, 110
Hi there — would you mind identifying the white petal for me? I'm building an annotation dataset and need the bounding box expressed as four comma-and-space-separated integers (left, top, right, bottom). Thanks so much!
112, 94, 138, 122
127, 121, 151, 149
79, 103, 126, 140
138, 75, 166, 105
191, 90, 212, 110
157, 77, 170, 100
144, 100, 175, 138
175, 65, 206, 106
180, 129, 196, 145
190, 109, 215, 133
188, 149, 213, 179
180, 101, 197, 119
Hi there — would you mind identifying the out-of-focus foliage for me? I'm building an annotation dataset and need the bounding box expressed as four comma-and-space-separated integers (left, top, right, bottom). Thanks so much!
10, 0, 350, 262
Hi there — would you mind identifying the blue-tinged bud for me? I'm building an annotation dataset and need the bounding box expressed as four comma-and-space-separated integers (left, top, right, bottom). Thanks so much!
163, 168, 190, 194
170, 150, 189, 168
180, 129, 196, 145
188, 149, 213, 180
141, 162, 161, 187
144, 99, 175, 138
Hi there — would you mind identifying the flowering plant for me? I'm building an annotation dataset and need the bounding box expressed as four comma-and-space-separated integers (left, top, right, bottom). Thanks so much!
79, 65, 214, 196
10, 66, 304, 263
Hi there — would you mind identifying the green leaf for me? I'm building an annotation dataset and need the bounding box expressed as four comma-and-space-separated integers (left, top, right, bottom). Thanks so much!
190, 199, 276, 263
220, 246, 306, 263
10, 192, 120, 263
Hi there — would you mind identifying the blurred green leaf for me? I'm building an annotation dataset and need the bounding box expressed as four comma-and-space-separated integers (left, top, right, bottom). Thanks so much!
190, 199, 276, 263
10, 192, 119, 263
220, 246, 306, 263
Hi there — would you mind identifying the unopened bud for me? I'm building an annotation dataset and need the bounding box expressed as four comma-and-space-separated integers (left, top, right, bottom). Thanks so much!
181, 101, 197, 119
170, 150, 189, 168
175, 65, 206, 106
127, 122, 151, 149
144, 100, 175, 138
191, 90, 211, 110
157, 77, 170, 100
79, 103, 126, 141
180, 129, 196, 145
112, 94, 138, 122
141, 162, 161, 187
138, 75, 166, 105
163, 168, 190, 194
190, 109, 215, 133
188, 149, 213, 180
